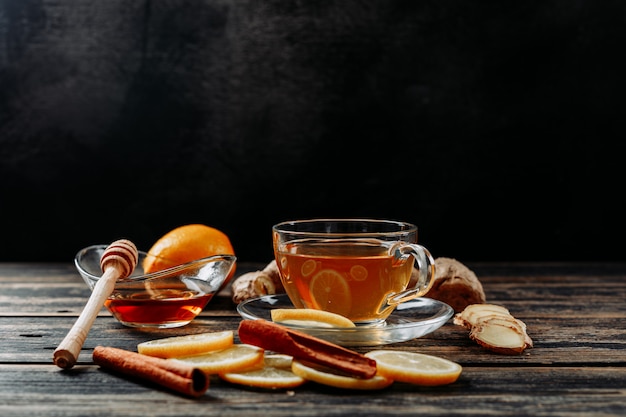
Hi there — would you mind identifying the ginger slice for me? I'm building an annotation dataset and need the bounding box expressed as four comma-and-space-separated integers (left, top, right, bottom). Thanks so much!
469, 317, 526, 354
456, 304, 533, 355
453, 303, 511, 328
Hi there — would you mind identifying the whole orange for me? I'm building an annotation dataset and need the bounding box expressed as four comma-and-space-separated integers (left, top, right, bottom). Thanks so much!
142, 224, 236, 279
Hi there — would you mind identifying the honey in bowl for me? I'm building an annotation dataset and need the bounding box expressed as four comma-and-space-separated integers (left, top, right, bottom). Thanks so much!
104, 284, 213, 327
75, 245, 236, 328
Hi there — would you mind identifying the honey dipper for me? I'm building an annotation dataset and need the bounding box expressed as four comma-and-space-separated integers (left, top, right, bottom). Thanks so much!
53, 239, 138, 369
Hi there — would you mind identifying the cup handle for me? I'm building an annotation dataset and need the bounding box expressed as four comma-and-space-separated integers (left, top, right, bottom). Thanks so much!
385, 242, 436, 306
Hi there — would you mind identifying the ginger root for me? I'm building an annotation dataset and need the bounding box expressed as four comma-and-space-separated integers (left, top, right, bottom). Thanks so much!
454, 303, 533, 355
231, 260, 285, 304
417, 257, 486, 313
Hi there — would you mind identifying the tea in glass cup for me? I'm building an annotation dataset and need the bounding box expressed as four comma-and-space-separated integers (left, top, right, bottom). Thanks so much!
272, 219, 435, 325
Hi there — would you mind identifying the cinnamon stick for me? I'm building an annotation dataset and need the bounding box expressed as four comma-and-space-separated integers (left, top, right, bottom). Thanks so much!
238, 319, 377, 378
92, 346, 209, 397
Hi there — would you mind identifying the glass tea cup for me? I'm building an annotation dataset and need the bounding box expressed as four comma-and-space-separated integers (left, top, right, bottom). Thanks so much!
272, 219, 435, 325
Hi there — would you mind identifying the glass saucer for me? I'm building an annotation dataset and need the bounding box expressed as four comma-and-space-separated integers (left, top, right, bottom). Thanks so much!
236, 294, 454, 347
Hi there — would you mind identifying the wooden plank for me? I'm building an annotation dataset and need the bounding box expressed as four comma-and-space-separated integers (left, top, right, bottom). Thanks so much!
3, 269, 625, 314
2, 315, 626, 366
1, 262, 625, 416
0, 316, 242, 363
0, 263, 259, 314
0, 287, 241, 316
469, 262, 626, 278
0, 365, 624, 417
0, 263, 77, 281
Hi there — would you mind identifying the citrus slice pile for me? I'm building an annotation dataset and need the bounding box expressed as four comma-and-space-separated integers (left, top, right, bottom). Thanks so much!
137, 332, 301, 388
142, 224, 235, 275
365, 350, 462, 386
137, 330, 462, 390
270, 308, 355, 328
137, 331, 234, 358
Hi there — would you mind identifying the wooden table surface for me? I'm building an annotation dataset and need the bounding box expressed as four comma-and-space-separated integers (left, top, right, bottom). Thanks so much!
1, 262, 625, 416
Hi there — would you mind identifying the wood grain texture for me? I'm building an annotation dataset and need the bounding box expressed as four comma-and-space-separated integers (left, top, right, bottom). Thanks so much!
1, 262, 625, 416
0, 365, 625, 416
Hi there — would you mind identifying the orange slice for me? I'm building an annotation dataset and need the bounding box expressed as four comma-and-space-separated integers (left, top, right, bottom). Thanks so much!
309, 269, 352, 317
365, 350, 462, 386
270, 308, 355, 328
291, 360, 393, 390
173, 344, 264, 374
142, 224, 235, 276
137, 331, 234, 359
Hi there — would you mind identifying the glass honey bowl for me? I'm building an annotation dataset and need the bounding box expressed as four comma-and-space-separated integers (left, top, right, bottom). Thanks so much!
75, 245, 236, 328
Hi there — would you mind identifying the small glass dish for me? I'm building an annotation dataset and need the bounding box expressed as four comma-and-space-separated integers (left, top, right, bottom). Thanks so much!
237, 294, 454, 346
75, 245, 236, 329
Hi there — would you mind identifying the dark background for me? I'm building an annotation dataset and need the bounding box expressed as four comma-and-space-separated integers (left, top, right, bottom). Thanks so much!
1, 1, 624, 264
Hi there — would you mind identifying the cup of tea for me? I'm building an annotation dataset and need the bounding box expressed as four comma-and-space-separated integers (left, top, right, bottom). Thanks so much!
272, 219, 435, 325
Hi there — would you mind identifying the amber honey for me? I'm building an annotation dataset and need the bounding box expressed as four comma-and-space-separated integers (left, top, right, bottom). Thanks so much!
104, 289, 213, 328
275, 240, 414, 323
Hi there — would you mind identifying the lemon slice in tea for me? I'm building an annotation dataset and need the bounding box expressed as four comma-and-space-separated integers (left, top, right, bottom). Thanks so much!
309, 269, 352, 317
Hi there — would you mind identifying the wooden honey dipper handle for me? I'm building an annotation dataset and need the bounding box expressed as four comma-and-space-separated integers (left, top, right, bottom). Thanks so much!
53, 240, 138, 369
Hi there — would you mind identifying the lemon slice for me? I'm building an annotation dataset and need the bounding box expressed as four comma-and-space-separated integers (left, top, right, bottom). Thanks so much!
263, 353, 294, 369
271, 308, 356, 328
309, 269, 352, 317
173, 344, 264, 374
219, 364, 306, 389
137, 331, 234, 358
349, 264, 368, 281
291, 360, 393, 390
365, 350, 462, 386
301, 259, 317, 277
